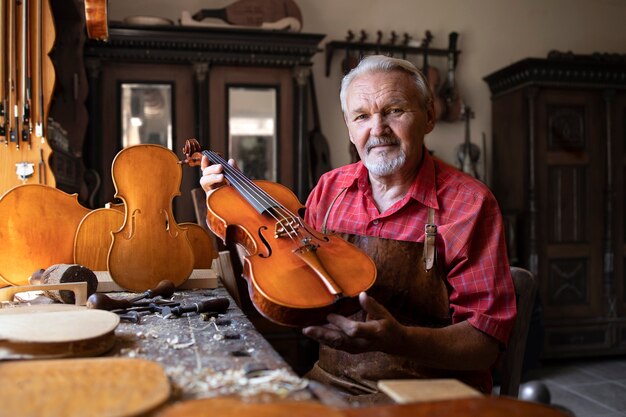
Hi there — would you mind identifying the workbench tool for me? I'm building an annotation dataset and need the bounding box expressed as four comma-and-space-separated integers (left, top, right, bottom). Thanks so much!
161, 297, 229, 319
111, 300, 180, 314
86, 279, 175, 310
118, 310, 151, 324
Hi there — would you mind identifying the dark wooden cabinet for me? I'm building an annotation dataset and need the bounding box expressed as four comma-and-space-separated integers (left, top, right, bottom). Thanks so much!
485, 53, 626, 358
84, 24, 324, 221
48, 0, 89, 200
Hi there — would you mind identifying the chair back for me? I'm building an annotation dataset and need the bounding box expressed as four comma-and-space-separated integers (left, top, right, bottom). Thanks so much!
498, 266, 538, 397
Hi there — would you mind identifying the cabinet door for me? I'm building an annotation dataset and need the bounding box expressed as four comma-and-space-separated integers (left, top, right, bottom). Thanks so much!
535, 88, 605, 320
208, 66, 295, 190
615, 93, 626, 320
96, 63, 197, 222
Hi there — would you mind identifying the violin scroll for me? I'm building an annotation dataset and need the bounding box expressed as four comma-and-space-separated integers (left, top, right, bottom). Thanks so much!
179, 139, 204, 167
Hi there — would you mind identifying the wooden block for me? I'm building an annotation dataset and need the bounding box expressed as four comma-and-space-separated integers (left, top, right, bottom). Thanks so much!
37, 264, 98, 304
95, 269, 218, 292
377, 379, 482, 404
0, 282, 88, 305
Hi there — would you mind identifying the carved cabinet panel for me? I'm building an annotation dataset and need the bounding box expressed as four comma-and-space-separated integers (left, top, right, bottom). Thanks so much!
485, 55, 626, 358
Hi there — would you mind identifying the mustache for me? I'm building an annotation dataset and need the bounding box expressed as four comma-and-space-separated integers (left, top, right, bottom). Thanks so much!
365, 136, 401, 154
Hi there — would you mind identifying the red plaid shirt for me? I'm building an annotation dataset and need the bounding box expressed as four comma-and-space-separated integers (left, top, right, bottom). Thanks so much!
304, 150, 516, 347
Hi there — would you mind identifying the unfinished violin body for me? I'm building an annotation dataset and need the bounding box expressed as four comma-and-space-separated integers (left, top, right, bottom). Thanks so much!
182, 139, 376, 327
108, 145, 194, 292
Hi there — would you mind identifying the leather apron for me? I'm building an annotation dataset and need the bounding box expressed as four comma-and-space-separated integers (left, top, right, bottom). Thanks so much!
306, 194, 465, 405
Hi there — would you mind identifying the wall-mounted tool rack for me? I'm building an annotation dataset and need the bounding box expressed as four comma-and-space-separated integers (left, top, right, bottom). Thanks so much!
324, 30, 461, 76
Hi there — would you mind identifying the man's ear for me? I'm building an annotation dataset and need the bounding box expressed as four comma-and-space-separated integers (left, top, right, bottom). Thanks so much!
425, 101, 436, 134
345, 115, 356, 145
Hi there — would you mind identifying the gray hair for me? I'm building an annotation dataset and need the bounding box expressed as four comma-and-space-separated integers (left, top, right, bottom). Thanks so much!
339, 55, 433, 114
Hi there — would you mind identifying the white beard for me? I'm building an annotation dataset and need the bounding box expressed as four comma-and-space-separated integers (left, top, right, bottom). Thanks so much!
362, 136, 406, 176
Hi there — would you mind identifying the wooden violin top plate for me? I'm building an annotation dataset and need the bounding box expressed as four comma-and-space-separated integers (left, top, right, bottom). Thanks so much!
179, 222, 218, 269
74, 207, 124, 271
0, 184, 90, 286
0, 304, 119, 359
0, 357, 170, 417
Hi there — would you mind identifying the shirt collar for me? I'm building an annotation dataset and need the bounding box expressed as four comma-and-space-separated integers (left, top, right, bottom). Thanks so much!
410, 148, 439, 210
336, 148, 440, 210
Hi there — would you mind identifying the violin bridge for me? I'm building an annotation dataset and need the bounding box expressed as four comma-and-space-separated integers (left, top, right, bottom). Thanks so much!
274, 218, 299, 238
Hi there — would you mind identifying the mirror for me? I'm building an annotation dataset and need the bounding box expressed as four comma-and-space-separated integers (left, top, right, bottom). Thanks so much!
120, 83, 173, 149
228, 87, 277, 181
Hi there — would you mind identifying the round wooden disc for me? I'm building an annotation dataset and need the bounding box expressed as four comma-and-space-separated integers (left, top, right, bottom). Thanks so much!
0, 305, 119, 359
0, 358, 170, 417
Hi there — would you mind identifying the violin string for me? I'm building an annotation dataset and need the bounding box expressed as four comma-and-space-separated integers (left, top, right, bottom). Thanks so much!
219, 159, 302, 243
204, 151, 306, 245
213, 153, 297, 232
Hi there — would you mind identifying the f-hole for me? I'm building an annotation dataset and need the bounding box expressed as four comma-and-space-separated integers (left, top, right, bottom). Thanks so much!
257, 226, 272, 258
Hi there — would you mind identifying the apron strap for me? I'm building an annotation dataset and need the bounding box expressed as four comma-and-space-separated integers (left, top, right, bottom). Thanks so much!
322, 187, 349, 234
423, 207, 437, 272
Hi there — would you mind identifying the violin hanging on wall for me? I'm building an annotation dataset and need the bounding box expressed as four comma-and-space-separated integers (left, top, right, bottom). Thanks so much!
439, 32, 463, 122
421, 31, 444, 121
456, 106, 480, 179
83, 0, 108, 41
181, 139, 376, 327
0, 0, 56, 195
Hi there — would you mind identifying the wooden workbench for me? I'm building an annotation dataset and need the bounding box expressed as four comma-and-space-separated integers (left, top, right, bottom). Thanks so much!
107, 287, 315, 402
0, 286, 572, 417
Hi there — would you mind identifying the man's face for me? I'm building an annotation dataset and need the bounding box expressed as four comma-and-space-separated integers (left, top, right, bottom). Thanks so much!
344, 70, 435, 177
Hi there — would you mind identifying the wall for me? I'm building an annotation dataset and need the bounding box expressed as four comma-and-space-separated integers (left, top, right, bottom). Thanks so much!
109, 0, 626, 184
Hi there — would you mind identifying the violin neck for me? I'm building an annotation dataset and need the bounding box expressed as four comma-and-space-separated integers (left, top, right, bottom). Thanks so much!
203, 150, 277, 215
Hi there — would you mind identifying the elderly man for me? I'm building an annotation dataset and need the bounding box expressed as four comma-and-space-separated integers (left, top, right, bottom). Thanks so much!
200, 55, 516, 404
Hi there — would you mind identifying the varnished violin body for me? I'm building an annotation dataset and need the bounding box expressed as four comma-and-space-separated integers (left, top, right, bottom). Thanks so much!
182, 139, 376, 327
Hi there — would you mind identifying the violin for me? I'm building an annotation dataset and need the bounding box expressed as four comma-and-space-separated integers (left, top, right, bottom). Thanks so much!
181, 139, 376, 327
439, 32, 463, 122
341, 30, 358, 75
421, 31, 444, 121
84, 0, 109, 41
